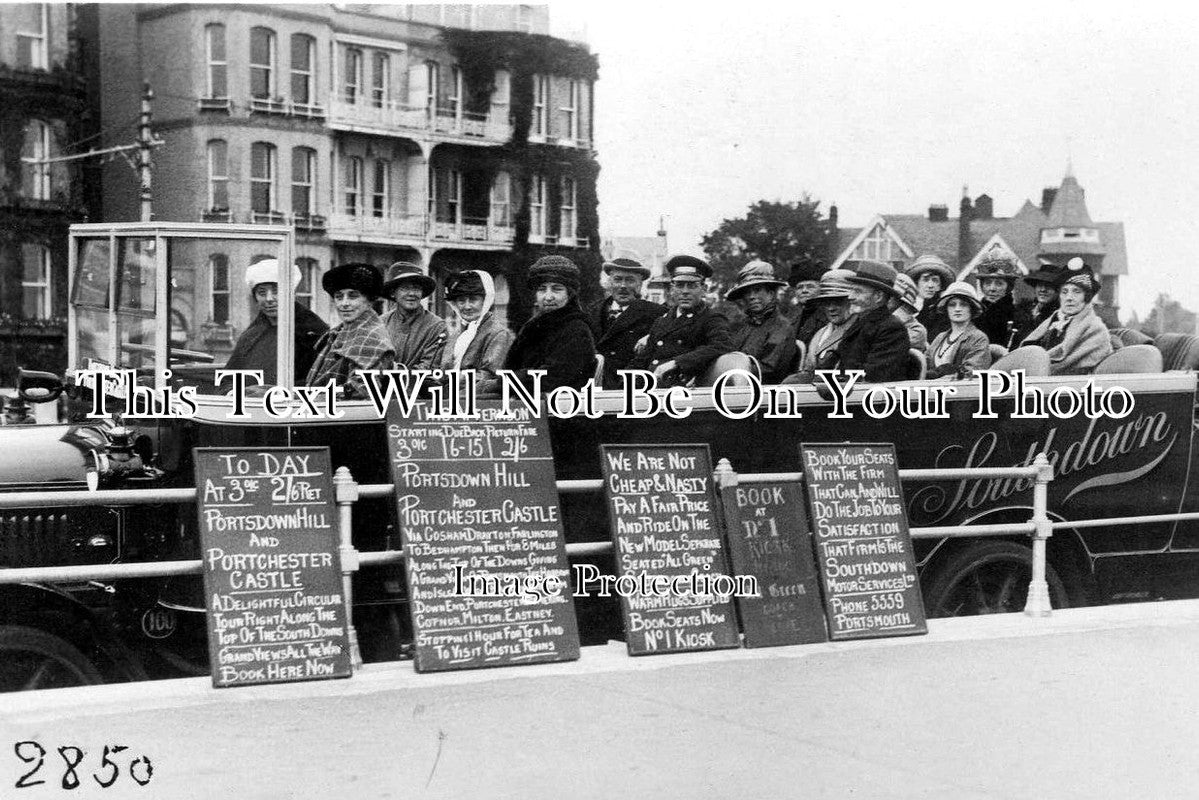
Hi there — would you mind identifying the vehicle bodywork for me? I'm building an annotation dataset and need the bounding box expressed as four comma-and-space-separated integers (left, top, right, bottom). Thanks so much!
2, 222, 1197, 688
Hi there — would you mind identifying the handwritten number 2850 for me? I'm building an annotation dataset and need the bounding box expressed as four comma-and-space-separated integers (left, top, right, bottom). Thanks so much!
14, 741, 153, 789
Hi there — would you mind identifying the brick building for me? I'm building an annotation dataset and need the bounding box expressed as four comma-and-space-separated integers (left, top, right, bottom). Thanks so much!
0, 3, 96, 383
830, 170, 1127, 319
82, 3, 600, 334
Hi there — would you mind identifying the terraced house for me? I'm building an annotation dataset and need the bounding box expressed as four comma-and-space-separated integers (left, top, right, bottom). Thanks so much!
83, 3, 600, 339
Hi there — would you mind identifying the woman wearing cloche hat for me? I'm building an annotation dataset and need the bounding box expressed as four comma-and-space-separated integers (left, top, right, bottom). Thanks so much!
497, 255, 596, 394
1020, 258, 1112, 375
305, 262, 395, 398
725, 260, 797, 383
1010, 262, 1063, 348
972, 251, 1030, 349
927, 282, 992, 380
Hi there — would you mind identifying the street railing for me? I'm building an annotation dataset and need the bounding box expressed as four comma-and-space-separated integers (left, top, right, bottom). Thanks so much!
0, 454, 1064, 667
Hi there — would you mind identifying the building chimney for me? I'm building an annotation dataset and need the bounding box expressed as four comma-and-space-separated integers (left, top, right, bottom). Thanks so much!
928, 204, 948, 222
1041, 187, 1057, 215
826, 203, 839, 267
975, 194, 993, 220
958, 191, 973, 268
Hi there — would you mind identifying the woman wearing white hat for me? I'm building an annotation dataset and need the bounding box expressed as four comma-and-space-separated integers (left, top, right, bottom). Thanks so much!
225, 258, 329, 383
927, 282, 992, 380
1021, 258, 1112, 375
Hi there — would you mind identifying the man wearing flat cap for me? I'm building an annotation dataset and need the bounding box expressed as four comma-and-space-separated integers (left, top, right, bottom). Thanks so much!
825, 259, 910, 383
587, 256, 666, 388
225, 257, 329, 383
380, 261, 447, 370
725, 260, 799, 383
627, 254, 732, 386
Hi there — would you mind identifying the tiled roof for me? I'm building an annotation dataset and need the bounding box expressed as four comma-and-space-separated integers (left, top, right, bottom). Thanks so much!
1045, 174, 1094, 228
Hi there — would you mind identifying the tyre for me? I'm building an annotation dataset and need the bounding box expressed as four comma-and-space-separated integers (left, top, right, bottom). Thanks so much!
923, 541, 1070, 617
0, 625, 104, 692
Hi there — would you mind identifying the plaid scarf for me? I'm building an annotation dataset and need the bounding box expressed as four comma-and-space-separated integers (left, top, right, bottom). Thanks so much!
306, 308, 394, 398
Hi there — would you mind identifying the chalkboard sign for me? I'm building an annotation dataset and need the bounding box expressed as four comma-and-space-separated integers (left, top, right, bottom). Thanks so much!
601, 444, 740, 656
386, 401, 580, 673
718, 479, 827, 647
799, 443, 927, 640
194, 447, 352, 688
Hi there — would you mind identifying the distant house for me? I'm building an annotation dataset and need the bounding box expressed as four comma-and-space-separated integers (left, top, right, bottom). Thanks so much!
830, 170, 1127, 318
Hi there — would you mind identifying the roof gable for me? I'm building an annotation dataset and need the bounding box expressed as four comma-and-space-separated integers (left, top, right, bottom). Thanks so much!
829, 216, 914, 268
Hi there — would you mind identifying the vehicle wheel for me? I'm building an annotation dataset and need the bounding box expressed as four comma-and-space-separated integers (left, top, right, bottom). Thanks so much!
923, 541, 1070, 617
0, 625, 103, 692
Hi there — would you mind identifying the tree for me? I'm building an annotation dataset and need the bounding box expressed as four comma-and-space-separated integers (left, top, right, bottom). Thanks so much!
1139, 293, 1197, 337
700, 196, 831, 293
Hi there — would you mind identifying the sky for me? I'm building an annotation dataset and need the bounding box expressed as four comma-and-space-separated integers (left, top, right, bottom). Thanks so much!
550, 0, 1199, 322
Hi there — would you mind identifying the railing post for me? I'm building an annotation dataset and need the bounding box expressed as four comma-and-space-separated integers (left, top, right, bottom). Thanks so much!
713, 458, 737, 490
1024, 453, 1055, 617
333, 466, 364, 669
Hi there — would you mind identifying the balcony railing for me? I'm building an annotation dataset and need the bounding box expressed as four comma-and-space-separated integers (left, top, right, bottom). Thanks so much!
291, 212, 327, 232
430, 217, 515, 244
197, 97, 231, 112
329, 97, 512, 142
249, 96, 288, 115
201, 208, 232, 223
289, 101, 326, 120
250, 210, 287, 225
328, 210, 427, 240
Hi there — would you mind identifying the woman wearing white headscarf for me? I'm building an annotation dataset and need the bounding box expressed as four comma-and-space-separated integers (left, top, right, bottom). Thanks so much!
439, 269, 514, 385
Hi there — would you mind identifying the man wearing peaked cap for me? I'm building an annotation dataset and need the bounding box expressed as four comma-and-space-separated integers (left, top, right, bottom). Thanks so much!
627, 254, 732, 386
380, 261, 447, 370
725, 260, 798, 383
225, 257, 329, 384
827, 259, 911, 383
587, 256, 666, 388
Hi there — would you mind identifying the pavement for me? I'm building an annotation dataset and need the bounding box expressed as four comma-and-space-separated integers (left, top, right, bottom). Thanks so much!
6, 599, 1199, 799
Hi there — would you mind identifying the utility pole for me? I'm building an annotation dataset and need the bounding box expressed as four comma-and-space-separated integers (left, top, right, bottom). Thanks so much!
138, 82, 154, 222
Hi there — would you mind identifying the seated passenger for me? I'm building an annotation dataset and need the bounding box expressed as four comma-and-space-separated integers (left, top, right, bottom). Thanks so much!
380, 261, 447, 370
500, 255, 597, 393
790, 259, 827, 344
972, 252, 1030, 349
905, 254, 955, 342
725, 260, 798, 383
927, 282, 992, 379
587, 256, 666, 389
627, 255, 732, 386
890, 272, 928, 354
1021, 258, 1112, 375
830, 260, 910, 383
783, 268, 856, 384
1011, 263, 1062, 348
440, 270, 514, 386
225, 258, 329, 383
305, 263, 395, 398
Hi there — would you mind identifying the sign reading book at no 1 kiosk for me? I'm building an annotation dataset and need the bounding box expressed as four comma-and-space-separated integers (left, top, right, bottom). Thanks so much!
601, 444, 740, 656
387, 401, 579, 673
718, 478, 827, 647
194, 447, 351, 688
800, 443, 927, 640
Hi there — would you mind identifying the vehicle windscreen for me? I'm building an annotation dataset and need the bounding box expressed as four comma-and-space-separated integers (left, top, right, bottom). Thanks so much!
72, 233, 297, 395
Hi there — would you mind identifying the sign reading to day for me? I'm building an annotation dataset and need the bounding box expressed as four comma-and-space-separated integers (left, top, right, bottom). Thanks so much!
601, 444, 740, 656
194, 447, 351, 688
799, 443, 927, 640
386, 401, 580, 673
719, 479, 827, 647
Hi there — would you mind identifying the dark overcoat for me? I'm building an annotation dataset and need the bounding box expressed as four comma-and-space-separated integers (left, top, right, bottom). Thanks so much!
503, 301, 597, 392
976, 294, 1029, 348
627, 304, 733, 384
826, 305, 910, 383
587, 296, 666, 388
